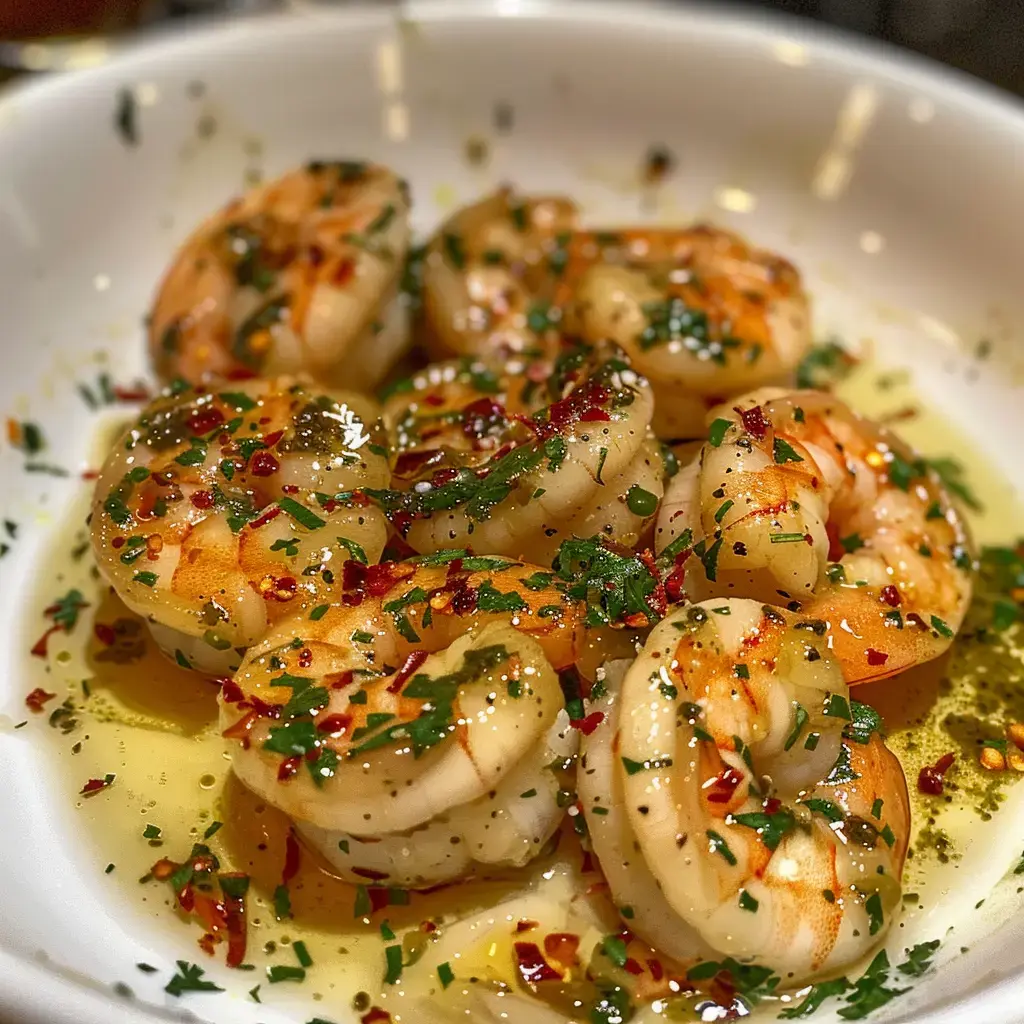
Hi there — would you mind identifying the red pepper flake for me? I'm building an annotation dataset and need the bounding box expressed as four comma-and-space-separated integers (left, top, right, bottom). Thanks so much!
880, 585, 901, 607
277, 756, 301, 781
298, 646, 313, 668
327, 669, 357, 690
647, 958, 665, 981
111, 537, 125, 549
317, 713, 352, 736
81, 469, 99, 481
572, 711, 605, 736
461, 396, 508, 442
623, 957, 645, 976
280, 483, 299, 495
918, 752, 955, 795
248, 505, 281, 530
332, 258, 355, 287
578, 407, 611, 422
389, 650, 429, 693
282, 830, 301, 884
735, 404, 769, 440
394, 449, 444, 478
188, 406, 225, 436
516, 919, 539, 933
543, 933, 580, 968
113, 385, 152, 403
514, 942, 562, 984
30, 625, 64, 659
80, 774, 115, 796
190, 489, 215, 510
866, 648, 889, 666
249, 450, 280, 477
704, 765, 744, 804
25, 687, 56, 712
219, 678, 245, 703
361, 1010, 392, 1024
263, 429, 285, 448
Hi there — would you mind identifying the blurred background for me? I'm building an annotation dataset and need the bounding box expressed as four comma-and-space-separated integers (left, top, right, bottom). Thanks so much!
2, 0, 1023, 97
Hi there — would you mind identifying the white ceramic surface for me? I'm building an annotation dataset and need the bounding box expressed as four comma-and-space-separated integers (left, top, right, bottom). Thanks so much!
3, 2, 1024, 1022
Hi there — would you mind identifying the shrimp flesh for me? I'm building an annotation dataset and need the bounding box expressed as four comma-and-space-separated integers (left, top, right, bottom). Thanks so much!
654, 388, 973, 683
149, 161, 411, 390
220, 556, 582, 886
90, 377, 390, 673
580, 599, 910, 981
563, 225, 812, 438
374, 348, 664, 564
422, 189, 579, 361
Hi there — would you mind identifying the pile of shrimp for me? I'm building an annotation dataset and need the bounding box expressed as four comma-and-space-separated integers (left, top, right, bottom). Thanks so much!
90, 165, 976, 1006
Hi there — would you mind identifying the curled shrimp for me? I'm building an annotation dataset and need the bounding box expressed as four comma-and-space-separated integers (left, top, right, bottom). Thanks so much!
220, 555, 581, 887
422, 189, 579, 360
149, 161, 411, 389
655, 388, 973, 683
90, 377, 389, 673
580, 599, 910, 980
373, 349, 664, 564
563, 225, 812, 438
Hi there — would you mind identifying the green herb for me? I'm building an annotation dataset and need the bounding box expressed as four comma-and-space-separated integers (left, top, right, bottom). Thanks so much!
823, 744, 859, 785
930, 615, 954, 639
823, 693, 852, 720
115, 88, 138, 145
384, 944, 404, 985
708, 418, 731, 447
897, 940, 940, 977
142, 824, 162, 840
293, 940, 313, 967
267, 965, 305, 983
732, 809, 795, 851
310, 604, 329, 621
844, 701, 884, 744
715, 499, 735, 523
773, 438, 804, 464
278, 497, 325, 530
795, 341, 855, 390
837, 951, 908, 1020
219, 874, 250, 898
739, 889, 759, 913
553, 536, 659, 627
626, 485, 658, 517
437, 962, 455, 989
779, 978, 851, 1018
840, 533, 864, 553
600, 934, 628, 968
476, 580, 527, 613
865, 892, 884, 935
442, 232, 466, 269
133, 571, 158, 587
49, 589, 88, 631
337, 536, 368, 564
784, 704, 809, 751
770, 532, 806, 544
686, 958, 779, 1007
203, 821, 223, 839
707, 829, 737, 865
622, 756, 672, 775
219, 391, 257, 412
801, 797, 845, 823
165, 961, 224, 997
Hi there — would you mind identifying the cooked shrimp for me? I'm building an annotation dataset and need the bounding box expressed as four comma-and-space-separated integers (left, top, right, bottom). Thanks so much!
581, 600, 909, 980
220, 556, 582, 886
374, 349, 664, 563
654, 388, 973, 683
149, 161, 411, 390
421, 189, 579, 360
90, 377, 390, 673
563, 225, 812, 438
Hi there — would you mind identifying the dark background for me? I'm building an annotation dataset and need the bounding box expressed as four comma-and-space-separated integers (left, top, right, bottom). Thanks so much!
2, 0, 1023, 97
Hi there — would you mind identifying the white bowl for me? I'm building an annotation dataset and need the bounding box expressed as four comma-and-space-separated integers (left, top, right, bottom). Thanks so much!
2, 3, 1024, 1023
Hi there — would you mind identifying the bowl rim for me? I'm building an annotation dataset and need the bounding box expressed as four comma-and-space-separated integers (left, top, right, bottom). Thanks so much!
2, 2, 1023, 1022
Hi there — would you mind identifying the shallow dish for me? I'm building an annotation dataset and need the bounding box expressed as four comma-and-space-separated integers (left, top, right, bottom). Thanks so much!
3, 2, 1024, 1023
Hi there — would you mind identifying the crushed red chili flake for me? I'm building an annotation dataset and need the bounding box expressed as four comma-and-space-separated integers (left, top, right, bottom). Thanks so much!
113, 384, 152, 403
262, 429, 284, 448
704, 765, 744, 804
298, 646, 313, 668
25, 687, 56, 712
514, 942, 562, 984
516, 919, 539, 933
361, 1009, 392, 1024
317, 713, 352, 735
543, 933, 580, 968
31, 625, 64, 659
282, 830, 301, 884
188, 406, 225, 436
623, 957, 645, 976
249, 451, 280, 477
572, 711, 605, 736
277, 756, 301, 781
248, 505, 281, 530
918, 752, 955, 796
736, 404, 769, 440
81, 469, 99, 481
81, 774, 115, 795
220, 678, 245, 703
647, 958, 665, 981
866, 648, 889, 666
880, 585, 901, 607
191, 489, 215, 510
389, 649, 429, 693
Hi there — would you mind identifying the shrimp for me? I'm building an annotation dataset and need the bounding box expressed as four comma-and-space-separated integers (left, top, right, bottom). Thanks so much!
90, 377, 390, 674
654, 388, 973, 683
421, 189, 579, 360
580, 599, 910, 981
373, 348, 664, 564
563, 225, 813, 438
149, 161, 411, 390
220, 556, 581, 887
